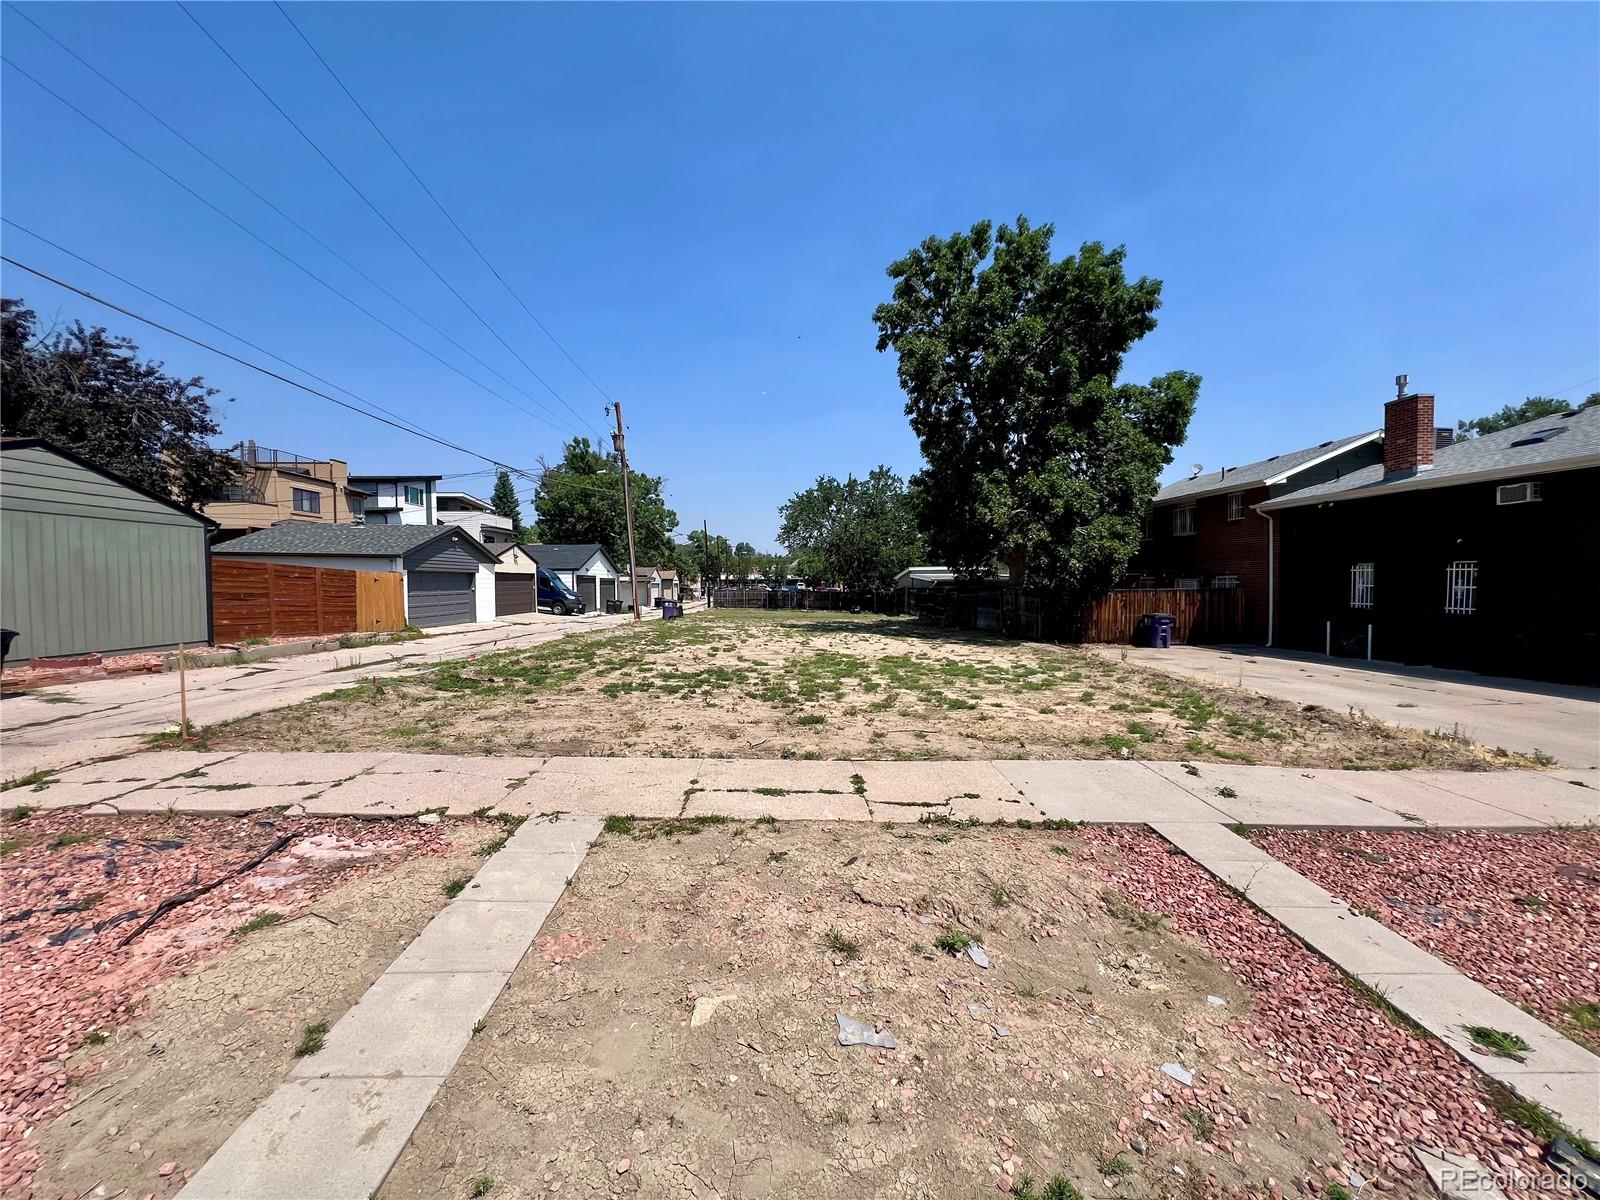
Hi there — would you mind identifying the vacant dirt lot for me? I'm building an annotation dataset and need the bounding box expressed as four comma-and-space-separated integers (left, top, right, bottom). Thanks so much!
380, 819, 1355, 1200
1, 808, 495, 1200
214, 611, 1501, 769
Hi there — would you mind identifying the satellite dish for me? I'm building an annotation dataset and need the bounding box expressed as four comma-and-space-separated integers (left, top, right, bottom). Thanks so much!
1189, 463, 1204, 479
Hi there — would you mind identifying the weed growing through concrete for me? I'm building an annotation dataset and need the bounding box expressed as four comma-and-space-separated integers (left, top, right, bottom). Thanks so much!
293, 1020, 329, 1057
822, 926, 862, 960
753, 814, 778, 827
1463, 1024, 1530, 1061
443, 875, 473, 899
1216, 785, 1238, 799
231, 911, 284, 937
1342, 975, 1432, 1038
2, 771, 55, 793
472, 1019, 487, 1036
8, 804, 39, 819
1486, 1084, 1598, 1158
850, 773, 867, 796
603, 814, 637, 836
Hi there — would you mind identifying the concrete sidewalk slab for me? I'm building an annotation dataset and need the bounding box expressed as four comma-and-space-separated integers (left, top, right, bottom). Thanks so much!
1409, 771, 1600, 826
458, 851, 577, 903
289, 971, 508, 1080
155, 751, 394, 786
50, 751, 237, 784
1149, 762, 1415, 827
693, 759, 859, 794
505, 814, 602, 853
684, 790, 870, 821
22, 779, 159, 808
177, 1076, 439, 1200
1267, 906, 1460, 977
386, 901, 552, 974
1199, 859, 1348, 910
850, 760, 1026, 808
994, 759, 1229, 823
1362, 974, 1600, 1141
305, 771, 517, 815
367, 752, 545, 780
513, 755, 703, 817
1304, 770, 1539, 828
1151, 821, 1277, 865
122, 784, 320, 813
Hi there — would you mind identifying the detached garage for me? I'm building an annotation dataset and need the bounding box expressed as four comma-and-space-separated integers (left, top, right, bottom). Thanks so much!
493, 543, 539, 616
215, 523, 498, 629
524, 543, 620, 612
0, 437, 215, 660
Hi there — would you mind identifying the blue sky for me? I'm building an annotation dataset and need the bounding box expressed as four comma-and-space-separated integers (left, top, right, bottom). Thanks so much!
3, 2, 1596, 549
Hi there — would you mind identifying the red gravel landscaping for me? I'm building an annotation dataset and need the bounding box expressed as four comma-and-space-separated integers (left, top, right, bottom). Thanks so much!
1076, 827, 1570, 1198
1254, 828, 1600, 1054
0, 809, 461, 1194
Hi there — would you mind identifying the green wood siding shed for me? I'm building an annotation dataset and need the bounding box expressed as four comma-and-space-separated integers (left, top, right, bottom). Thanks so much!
0, 440, 213, 660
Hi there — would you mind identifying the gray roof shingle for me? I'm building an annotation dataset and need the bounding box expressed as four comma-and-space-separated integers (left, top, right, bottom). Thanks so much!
1259, 404, 1600, 510
1156, 430, 1380, 504
214, 523, 481, 557
524, 543, 616, 572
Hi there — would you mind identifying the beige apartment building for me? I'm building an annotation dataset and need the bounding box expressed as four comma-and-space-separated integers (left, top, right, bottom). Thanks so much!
202, 442, 371, 543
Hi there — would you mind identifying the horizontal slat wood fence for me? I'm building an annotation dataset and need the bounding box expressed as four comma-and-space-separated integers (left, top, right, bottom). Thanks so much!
1080, 588, 1244, 645
211, 560, 402, 642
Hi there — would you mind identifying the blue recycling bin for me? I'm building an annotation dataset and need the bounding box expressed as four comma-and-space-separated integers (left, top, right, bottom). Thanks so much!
1135, 612, 1175, 648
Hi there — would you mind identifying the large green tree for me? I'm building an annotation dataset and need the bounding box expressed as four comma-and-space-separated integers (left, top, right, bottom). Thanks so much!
872, 219, 1198, 604
489, 469, 524, 534
778, 467, 923, 595
1, 298, 239, 507
532, 437, 678, 570
1457, 393, 1599, 438
686, 528, 732, 588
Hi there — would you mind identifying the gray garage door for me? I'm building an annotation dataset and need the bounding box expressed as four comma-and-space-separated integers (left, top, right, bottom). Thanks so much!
577, 573, 598, 612
599, 577, 617, 608
495, 574, 534, 616
408, 571, 475, 628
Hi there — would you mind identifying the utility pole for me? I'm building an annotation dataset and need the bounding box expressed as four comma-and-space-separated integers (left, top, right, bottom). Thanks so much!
610, 403, 642, 622
703, 518, 711, 608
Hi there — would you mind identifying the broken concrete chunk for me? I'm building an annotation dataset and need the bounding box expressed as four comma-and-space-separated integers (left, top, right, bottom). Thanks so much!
1205, 995, 1227, 1007
966, 944, 990, 969
967, 1004, 990, 1019
1160, 1062, 1194, 1086
416, 812, 441, 825
690, 995, 735, 1028
836, 1013, 897, 1049
989, 1023, 1012, 1038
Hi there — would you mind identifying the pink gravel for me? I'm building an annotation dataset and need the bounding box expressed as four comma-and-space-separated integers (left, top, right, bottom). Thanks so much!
0, 810, 462, 1194
1076, 827, 1568, 1198
1255, 828, 1600, 1053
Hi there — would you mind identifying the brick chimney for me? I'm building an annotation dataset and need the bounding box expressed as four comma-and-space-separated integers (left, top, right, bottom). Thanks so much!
1383, 392, 1436, 476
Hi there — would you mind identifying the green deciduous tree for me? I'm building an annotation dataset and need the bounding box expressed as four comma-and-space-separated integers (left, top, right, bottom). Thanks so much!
532, 437, 678, 569
778, 467, 923, 595
686, 528, 732, 588
1, 298, 239, 508
1456, 393, 1599, 438
872, 219, 1198, 608
489, 469, 524, 534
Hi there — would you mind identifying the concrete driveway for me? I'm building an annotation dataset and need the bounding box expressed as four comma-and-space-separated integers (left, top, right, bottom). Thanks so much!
1096, 644, 1600, 769
0, 605, 692, 778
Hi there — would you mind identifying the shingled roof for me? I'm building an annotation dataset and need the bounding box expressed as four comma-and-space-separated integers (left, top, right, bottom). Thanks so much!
524, 543, 618, 572
1259, 404, 1600, 510
1156, 430, 1381, 504
214, 523, 492, 558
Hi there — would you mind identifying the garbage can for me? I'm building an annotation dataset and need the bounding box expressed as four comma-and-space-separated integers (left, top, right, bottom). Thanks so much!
663, 601, 681, 620
1134, 613, 1176, 648
605, 599, 623, 615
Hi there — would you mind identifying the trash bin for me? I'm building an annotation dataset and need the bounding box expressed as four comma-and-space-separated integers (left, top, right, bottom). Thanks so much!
1134, 613, 1176, 648
663, 601, 681, 620
605, 599, 623, 615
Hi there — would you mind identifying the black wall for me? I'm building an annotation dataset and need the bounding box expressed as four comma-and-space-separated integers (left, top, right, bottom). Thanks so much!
1276, 467, 1598, 684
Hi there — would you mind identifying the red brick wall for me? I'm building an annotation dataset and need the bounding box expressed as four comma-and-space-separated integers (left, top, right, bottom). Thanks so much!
1141, 484, 1273, 643
1382, 394, 1435, 475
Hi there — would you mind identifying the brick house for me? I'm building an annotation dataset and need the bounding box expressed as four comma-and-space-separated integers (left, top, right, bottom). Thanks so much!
1134, 430, 1386, 643
1260, 395, 1599, 683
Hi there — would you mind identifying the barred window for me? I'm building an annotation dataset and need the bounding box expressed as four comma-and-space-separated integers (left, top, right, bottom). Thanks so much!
1444, 561, 1478, 615
1173, 506, 1196, 536
1350, 563, 1375, 609
1227, 492, 1245, 521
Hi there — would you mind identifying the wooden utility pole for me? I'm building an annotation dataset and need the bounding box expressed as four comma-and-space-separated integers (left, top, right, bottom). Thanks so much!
610, 403, 642, 622
703, 518, 711, 607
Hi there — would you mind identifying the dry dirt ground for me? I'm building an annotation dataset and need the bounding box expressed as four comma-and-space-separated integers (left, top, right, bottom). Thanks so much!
212, 611, 1503, 769
2, 810, 496, 1200
379, 819, 1357, 1200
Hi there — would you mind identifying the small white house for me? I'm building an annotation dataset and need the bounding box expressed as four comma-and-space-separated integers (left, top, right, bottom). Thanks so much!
436, 491, 518, 549
348, 473, 441, 526
215, 524, 498, 627
524, 543, 621, 612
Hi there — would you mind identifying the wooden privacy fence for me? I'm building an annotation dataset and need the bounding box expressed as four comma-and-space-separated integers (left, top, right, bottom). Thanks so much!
1080, 587, 1244, 645
211, 560, 404, 642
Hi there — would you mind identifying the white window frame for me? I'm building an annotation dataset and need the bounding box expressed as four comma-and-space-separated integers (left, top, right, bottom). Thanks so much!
405, 485, 424, 506
1495, 481, 1542, 506
1212, 574, 1239, 590
1172, 505, 1196, 537
1174, 577, 1201, 590
1444, 560, 1478, 615
1227, 492, 1245, 521
1350, 562, 1375, 609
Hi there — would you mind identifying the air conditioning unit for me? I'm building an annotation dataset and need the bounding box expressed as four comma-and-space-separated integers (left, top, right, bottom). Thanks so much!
1495, 481, 1542, 506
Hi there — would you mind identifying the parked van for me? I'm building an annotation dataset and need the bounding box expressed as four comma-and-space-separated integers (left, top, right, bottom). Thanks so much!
537, 567, 584, 615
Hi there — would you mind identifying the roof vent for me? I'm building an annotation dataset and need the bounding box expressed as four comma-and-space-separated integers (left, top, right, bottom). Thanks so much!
1318, 440, 1333, 448
1509, 427, 1567, 448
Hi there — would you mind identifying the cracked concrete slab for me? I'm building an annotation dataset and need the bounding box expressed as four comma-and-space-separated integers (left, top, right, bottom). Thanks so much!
683, 790, 870, 821
118, 784, 324, 813
365, 752, 544, 780
49, 751, 236, 784
511, 755, 703, 816
850, 760, 1027, 808
301, 771, 517, 815
1148, 761, 1418, 827
692, 759, 859, 794
1407, 771, 1600, 827
1267, 906, 1462, 977
147, 751, 395, 786
994, 759, 1228, 822
1303, 770, 1540, 828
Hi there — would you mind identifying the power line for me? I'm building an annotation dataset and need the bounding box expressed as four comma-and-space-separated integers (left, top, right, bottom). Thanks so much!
1, 55, 578, 440
3, 255, 540, 482
3, 217, 464, 449
178, 2, 598, 441
273, 0, 613, 440
6, 4, 590, 442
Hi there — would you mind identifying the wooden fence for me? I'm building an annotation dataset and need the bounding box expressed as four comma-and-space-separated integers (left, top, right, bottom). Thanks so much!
211, 560, 403, 642
1080, 587, 1245, 645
